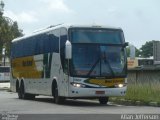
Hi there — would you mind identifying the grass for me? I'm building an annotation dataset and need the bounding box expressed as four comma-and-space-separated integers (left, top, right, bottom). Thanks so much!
111, 82, 160, 104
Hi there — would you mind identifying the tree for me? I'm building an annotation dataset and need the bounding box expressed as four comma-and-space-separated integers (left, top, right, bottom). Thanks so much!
135, 48, 141, 57
140, 41, 153, 58
0, 13, 23, 59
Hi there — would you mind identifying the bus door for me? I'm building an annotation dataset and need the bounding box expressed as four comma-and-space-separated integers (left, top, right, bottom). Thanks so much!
59, 65, 68, 96
59, 28, 68, 96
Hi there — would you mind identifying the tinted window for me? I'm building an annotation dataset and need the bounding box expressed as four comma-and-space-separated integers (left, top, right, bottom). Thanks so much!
11, 29, 60, 58
70, 28, 124, 44
0, 67, 10, 73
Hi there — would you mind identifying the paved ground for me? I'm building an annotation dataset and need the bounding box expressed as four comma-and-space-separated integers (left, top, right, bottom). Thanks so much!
0, 90, 160, 114
0, 82, 159, 120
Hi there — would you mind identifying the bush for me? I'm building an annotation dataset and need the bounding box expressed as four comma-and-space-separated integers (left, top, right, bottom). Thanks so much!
123, 83, 160, 103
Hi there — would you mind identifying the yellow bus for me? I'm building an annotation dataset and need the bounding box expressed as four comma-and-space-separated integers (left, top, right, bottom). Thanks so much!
10, 24, 128, 104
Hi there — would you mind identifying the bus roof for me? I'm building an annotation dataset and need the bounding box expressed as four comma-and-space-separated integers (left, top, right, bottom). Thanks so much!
12, 23, 122, 43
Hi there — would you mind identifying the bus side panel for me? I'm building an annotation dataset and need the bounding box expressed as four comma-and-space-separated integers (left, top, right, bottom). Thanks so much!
28, 52, 66, 96
0, 73, 4, 81
10, 53, 64, 96
4, 72, 10, 82
10, 55, 43, 94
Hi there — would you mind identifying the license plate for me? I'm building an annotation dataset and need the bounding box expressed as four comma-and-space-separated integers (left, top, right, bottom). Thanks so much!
95, 91, 105, 94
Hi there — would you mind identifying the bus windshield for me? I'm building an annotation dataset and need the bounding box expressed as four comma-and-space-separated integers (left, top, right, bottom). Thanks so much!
70, 28, 124, 44
69, 28, 126, 77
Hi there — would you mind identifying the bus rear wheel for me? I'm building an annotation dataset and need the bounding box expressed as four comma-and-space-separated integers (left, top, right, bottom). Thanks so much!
18, 81, 25, 99
18, 81, 35, 100
98, 97, 109, 104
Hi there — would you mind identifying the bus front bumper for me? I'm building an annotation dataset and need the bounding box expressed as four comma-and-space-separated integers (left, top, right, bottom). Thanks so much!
68, 86, 127, 98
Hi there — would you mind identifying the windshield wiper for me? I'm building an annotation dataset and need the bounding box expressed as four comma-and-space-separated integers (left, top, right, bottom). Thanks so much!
87, 56, 115, 77
87, 57, 101, 76
103, 57, 115, 77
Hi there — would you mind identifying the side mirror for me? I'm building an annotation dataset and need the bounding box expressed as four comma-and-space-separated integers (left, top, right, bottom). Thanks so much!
123, 42, 129, 47
65, 40, 72, 59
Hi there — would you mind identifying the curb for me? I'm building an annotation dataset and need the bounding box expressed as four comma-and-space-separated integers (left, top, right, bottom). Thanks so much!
149, 102, 158, 107
109, 98, 159, 107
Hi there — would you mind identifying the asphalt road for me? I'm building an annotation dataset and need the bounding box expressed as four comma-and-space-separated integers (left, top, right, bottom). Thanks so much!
0, 82, 160, 120
0, 90, 160, 114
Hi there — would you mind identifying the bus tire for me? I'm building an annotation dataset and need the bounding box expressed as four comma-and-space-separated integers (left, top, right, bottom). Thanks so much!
98, 97, 109, 104
18, 84, 22, 99
16, 81, 22, 99
52, 82, 64, 104
19, 81, 35, 100
18, 81, 25, 99
16, 80, 19, 93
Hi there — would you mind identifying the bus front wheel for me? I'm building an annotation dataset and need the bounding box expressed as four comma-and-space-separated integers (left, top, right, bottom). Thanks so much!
52, 83, 65, 104
98, 97, 109, 104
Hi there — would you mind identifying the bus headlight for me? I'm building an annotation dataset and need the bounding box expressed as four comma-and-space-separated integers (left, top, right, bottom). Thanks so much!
118, 84, 123, 88
115, 84, 125, 88
71, 82, 86, 88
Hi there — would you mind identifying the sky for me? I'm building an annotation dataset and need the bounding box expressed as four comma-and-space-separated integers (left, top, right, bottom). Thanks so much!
3, 0, 160, 48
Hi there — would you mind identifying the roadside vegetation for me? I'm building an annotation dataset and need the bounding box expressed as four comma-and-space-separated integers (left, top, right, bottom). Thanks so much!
125, 83, 160, 103
110, 83, 160, 105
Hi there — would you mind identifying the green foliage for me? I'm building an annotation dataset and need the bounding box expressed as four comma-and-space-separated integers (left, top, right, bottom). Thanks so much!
127, 41, 154, 58
0, 15, 23, 59
140, 41, 153, 58
110, 83, 160, 104
125, 83, 160, 103
135, 48, 141, 57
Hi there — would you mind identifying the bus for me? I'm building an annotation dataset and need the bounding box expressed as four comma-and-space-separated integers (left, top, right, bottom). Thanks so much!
10, 24, 128, 104
0, 66, 10, 82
